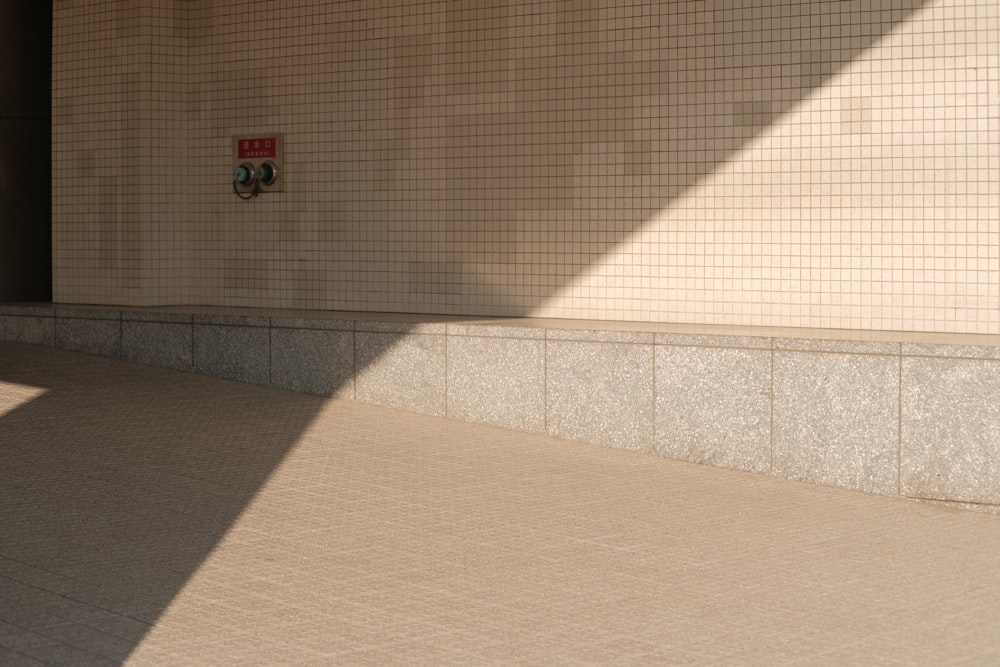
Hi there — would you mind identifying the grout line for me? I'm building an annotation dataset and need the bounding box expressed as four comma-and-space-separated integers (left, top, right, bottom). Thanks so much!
903, 353, 1000, 362
351, 323, 357, 401
543, 333, 549, 436
657, 343, 771, 352
444, 329, 449, 418
651, 342, 656, 451
772, 347, 899, 358
897, 351, 903, 497
769, 343, 775, 474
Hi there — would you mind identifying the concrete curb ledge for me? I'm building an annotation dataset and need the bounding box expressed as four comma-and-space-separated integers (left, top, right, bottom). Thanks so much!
3, 303, 999, 513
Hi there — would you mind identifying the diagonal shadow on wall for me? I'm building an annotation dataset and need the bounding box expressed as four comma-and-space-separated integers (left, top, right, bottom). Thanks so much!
334, 0, 935, 317
7, 0, 937, 663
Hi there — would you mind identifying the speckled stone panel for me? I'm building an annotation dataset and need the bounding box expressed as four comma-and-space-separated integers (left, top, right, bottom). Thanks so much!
546, 340, 654, 451
0, 304, 54, 317
901, 357, 1000, 505
447, 335, 545, 433
655, 333, 771, 350
446, 324, 545, 339
54, 307, 121, 320
270, 328, 354, 399
775, 338, 899, 355
773, 351, 899, 495
270, 317, 354, 332
655, 346, 771, 473
0, 315, 55, 346
902, 343, 1000, 361
122, 310, 194, 324
193, 324, 270, 385
55, 317, 121, 358
122, 321, 193, 372
547, 329, 654, 344
355, 332, 446, 417
193, 313, 269, 328
356, 320, 446, 335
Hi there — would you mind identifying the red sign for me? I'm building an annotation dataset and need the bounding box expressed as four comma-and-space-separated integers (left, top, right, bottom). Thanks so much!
238, 137, 278, 159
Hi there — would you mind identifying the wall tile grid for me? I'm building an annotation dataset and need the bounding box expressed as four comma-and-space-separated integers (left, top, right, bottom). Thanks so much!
50, 0, 1000, 334
53, 2, 189, 306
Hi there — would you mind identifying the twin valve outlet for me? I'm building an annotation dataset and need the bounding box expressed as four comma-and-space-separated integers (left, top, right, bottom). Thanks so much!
233, 160, 278, 197
232, 135, 283, 199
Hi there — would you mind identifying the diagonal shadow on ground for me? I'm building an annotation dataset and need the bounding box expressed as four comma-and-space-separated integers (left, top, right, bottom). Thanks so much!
0, 343, 331, 665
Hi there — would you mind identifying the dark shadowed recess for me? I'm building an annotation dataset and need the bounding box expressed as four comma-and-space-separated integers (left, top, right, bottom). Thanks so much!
0, 3, 51, 303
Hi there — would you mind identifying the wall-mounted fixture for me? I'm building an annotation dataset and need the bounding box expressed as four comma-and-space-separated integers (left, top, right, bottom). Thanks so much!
232, 135, 283, 199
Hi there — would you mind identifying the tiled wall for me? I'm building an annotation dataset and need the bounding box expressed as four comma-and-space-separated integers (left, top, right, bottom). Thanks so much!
4, 303, 999, 512
52, 1, 1000, 333
53, 1, 189, 305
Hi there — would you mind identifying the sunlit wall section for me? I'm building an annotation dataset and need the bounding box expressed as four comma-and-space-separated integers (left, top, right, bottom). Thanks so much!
536, 0, 1000, 331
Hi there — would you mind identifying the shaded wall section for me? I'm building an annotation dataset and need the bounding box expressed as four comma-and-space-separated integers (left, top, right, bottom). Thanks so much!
0, 3, 52, 302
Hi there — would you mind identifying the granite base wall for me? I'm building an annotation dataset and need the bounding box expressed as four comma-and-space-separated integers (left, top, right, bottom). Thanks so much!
3, 304, 998, 513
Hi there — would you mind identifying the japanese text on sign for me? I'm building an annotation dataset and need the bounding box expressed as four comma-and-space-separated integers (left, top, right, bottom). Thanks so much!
238, 138, 277, 159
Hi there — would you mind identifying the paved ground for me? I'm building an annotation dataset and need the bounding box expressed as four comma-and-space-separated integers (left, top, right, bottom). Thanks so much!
1, 341, 1000, 666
